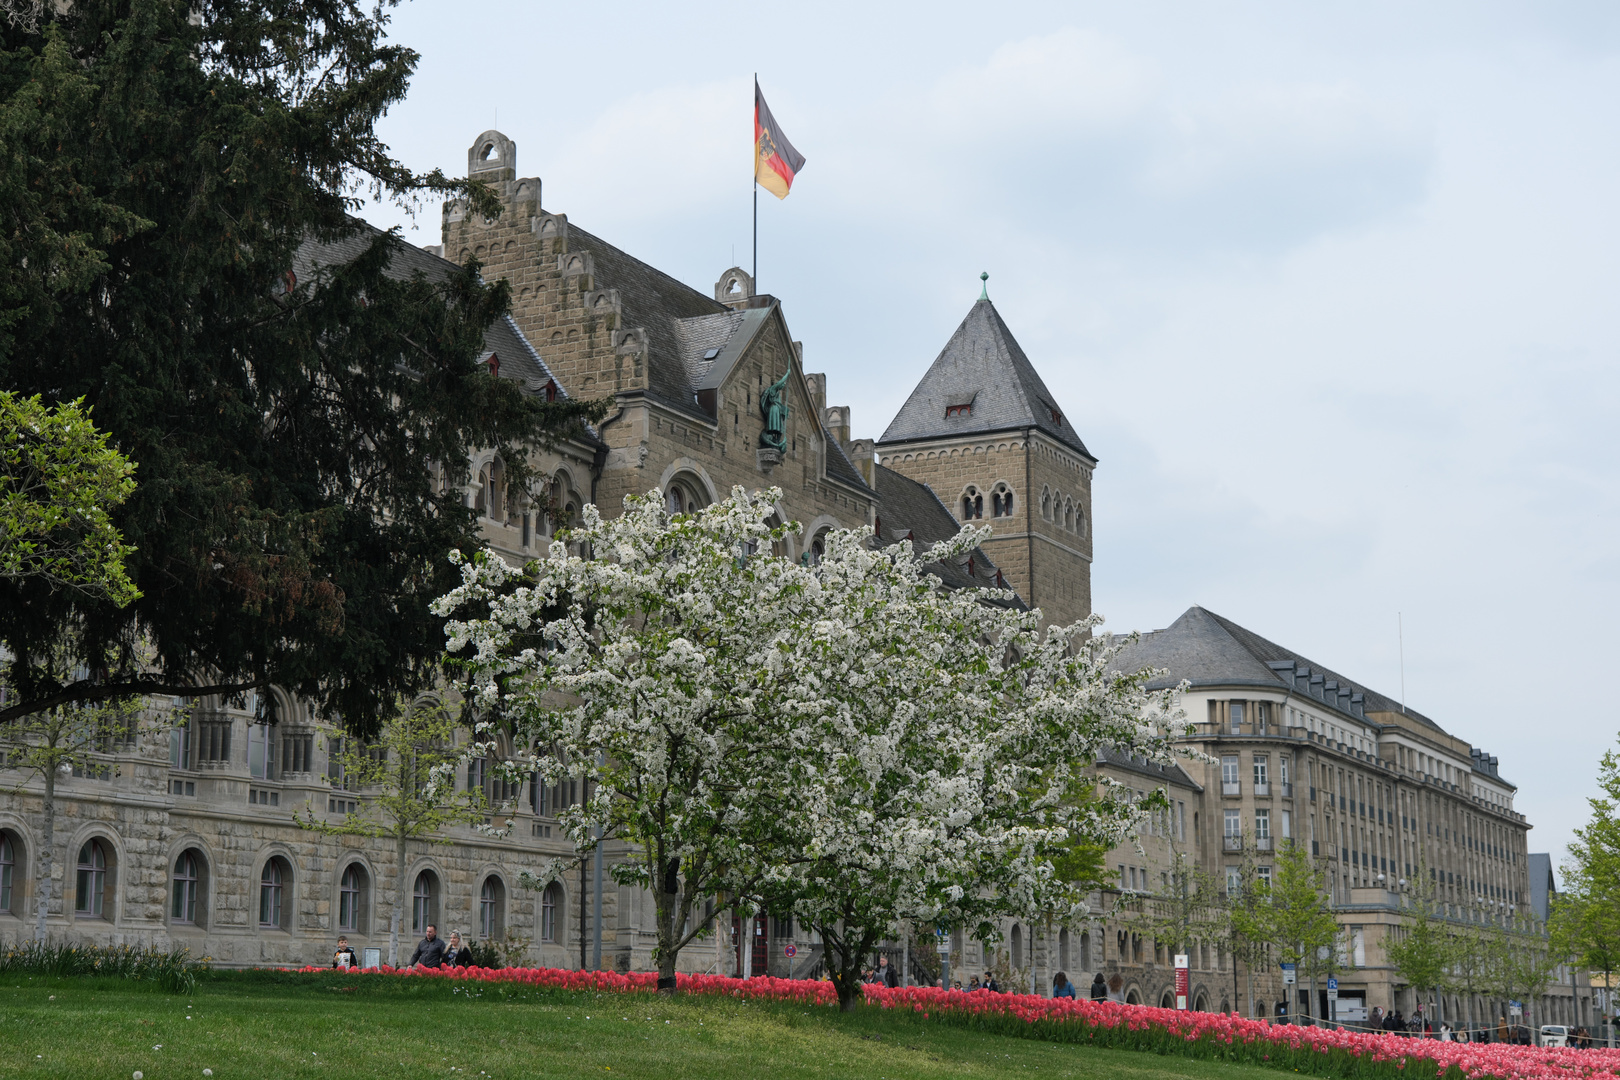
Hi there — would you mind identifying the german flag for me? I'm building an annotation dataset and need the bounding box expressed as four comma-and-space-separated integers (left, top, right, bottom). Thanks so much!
754, 81, 805, 200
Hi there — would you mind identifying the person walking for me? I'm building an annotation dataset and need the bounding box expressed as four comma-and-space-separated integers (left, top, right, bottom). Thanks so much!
1090, 972, 1108, 1001
1496, 1017, 1509, 1044
1053, 972, 1075, 999
408, 923, 447, 968
442, 931, 471, 967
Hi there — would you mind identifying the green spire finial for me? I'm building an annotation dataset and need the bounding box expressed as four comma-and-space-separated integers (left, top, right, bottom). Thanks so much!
979, 271, 989, 301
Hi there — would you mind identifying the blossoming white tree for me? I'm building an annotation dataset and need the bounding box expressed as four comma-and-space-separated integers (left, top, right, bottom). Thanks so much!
434, 486, 1187, 1000
435, 487, 822, 991
746, 525, 1188, 1010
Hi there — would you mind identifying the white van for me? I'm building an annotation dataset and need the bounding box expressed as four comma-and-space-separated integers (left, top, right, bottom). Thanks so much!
1539, 1025, 1569, 1048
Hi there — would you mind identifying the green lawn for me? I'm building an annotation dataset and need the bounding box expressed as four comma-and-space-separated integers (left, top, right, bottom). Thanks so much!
0, 972, 1304, 1080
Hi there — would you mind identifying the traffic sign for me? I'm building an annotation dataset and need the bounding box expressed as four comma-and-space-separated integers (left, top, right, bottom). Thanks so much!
783, 943, 797, 958
1281, 963, 1297, 985
1327, 977, 1338, 1002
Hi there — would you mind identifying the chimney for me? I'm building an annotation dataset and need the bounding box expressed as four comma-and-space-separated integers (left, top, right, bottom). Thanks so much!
846, 438, 875, 486
804, 373, 827, 416
824, 404, 850, 447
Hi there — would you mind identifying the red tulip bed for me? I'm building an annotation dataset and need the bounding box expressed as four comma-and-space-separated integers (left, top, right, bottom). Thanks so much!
288, 963, 1618, 1080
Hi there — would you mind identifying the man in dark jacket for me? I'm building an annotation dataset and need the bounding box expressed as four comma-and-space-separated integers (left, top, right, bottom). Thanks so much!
876, 956, 898, 988
409, 924, 447, 968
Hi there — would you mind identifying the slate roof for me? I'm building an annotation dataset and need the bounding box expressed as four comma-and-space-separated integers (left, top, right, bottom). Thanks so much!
878, 299, 1092, 458
561, 224, 732, 417
292, 223, 573, 403
1096, 747, 1203, 792
1528, 853, 1555, 921
871, 464, 1023, 604
554, 226, 871, 495
1117, 606, 1473, 748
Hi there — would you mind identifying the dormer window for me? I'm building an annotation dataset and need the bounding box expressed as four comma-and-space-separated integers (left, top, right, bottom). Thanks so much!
1050, 408, 1062, 425
541, 379, 558, 402
702, 348, 722, 361
485, 352, 501, 378
945, 403, 971, 419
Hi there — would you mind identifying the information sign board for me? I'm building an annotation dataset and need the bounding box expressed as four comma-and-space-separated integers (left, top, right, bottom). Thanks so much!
1174, 954, 1189, 1010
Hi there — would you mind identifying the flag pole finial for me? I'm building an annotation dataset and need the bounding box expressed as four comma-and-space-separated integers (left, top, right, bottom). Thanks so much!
979, 272, 989, 301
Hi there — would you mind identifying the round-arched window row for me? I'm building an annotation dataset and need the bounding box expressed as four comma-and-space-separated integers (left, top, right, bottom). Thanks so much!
479, 875, 506, 940
540, 881, 564, 944
0, 830, 21, 917
338, 862, 369, 934
259, 856, 293, 931
75, 839, 112, 919
412, 870, 440, 934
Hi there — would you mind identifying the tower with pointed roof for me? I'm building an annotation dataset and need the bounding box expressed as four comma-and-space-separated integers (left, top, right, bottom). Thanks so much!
876, 288, 1095, 625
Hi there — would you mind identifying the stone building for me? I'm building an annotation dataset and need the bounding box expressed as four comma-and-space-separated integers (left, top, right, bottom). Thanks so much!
0, 128, 1584, 1034
0, 129, 1020, 973
1031, 606, 1590, 1032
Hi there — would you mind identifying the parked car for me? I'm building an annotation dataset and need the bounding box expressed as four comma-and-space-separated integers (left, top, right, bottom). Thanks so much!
1539, 1025, 1570, 1047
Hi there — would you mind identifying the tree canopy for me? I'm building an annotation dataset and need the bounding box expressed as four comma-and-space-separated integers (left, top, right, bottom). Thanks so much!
0, 392, 138, 606
0, 0, 601, 734
434, 486, 1189, 999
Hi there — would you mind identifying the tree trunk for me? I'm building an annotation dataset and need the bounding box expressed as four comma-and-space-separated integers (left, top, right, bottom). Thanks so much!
652, 875, 683, 995
34, 769, 55, 942
817, 921, 870, 1013
390, 833, 406, 967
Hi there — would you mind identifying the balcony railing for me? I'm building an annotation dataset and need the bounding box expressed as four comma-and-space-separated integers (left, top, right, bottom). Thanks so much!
1255, 836, 1273, 851
1222, 782, 1241, 796
1223, 835, 1243, 852
1282, 782, 1294, 798
1254, 782, 1271, 797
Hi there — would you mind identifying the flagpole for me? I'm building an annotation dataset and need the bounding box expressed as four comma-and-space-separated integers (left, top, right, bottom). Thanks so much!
752, 72, 758, 290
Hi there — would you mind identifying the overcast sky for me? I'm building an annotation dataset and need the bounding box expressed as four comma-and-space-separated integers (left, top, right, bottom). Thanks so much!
360, 1, 1620, 871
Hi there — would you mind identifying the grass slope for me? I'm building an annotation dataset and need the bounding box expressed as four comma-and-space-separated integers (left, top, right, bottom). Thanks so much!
0, 971, 1305, 1080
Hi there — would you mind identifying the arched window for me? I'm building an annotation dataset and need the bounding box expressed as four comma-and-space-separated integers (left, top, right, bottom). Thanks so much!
991, 483, 1014, 518
339, 864, 366, 933
1058, 927, 1070, 972
412, 870, 438, 933
1075, 503, 1087, 538
172, 850, 201, 925
1041, 487, 1052, 521
541, 882, 562, 943
259, 858, 289, 929
664, 477, 706, 517
479, 876, 505, 940
1063, 499, 1074, 531
473, 468, 487, 515
75, 840, 108, 918
1079, 931, 1091, 972
0, 832, 14, 915
1011, 924, 1023, 969
961, 486, 983, 521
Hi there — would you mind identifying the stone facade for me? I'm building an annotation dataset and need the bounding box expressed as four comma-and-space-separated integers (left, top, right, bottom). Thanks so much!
0, 128, 1585, 1036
